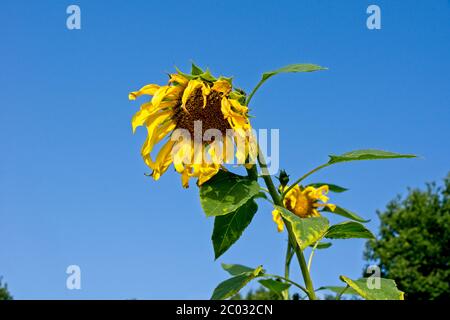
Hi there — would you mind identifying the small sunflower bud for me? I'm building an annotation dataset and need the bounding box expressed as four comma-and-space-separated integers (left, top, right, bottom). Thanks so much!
277, 169, 290, 188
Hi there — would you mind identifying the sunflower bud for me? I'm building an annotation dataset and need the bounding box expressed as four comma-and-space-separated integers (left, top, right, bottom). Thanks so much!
277, 169, 290, 188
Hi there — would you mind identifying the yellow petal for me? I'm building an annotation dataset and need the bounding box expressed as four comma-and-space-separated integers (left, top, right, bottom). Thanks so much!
140, 110, 173, 169
181, 79, 204, 109
173, 140, 193, 173
272, 209, 284, 232
129, 84, 160, 100
201, 84, 211, 108
197, 164, 220, 186
221, 97, 233, 118
169, 73, 189, 86
151, 86, 171, 109
212, 79, 232, 95
181, 168, 191, 188
131, 102, 152, 133
152, 139, 176, 180
229, 98, 248, 114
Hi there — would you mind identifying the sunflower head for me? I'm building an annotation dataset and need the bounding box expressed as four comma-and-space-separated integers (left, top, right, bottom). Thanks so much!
129, 64, 256, 188
272, 184, 336, 232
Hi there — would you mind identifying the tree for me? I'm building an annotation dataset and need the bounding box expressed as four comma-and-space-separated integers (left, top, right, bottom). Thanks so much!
0, 277, 13, 300
364, 174, 450, 300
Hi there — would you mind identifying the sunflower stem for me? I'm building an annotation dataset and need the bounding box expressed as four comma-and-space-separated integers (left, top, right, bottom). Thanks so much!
282, 242, 294, 300
245, 164, 259, 181
257, 147, 317, 300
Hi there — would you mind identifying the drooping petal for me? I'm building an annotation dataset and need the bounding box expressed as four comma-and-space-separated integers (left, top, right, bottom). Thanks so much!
151, 86, 171, 109
181, 79, 204, 109
212, 79, 232, 95
140, 110, 174, 169
169, 73, 189, 86
272, 209, 284, 232
152, 139, 176, 180
173, 140, 193, 173
197, 164, 220, 186
229, 98, 248, 114
131, 102, 152, 133
129, 84, 160, 100
181, 167, 191, 188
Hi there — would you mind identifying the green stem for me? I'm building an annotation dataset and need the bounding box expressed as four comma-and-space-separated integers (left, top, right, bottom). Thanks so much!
285, 242, 294, 279
257, 148, 317, 300
293, 242, 317, 300
246, 81, 264, 106
335, 285, 349, 300
282, 242, 294, 300
281, 163, 330, 200
307, 240, 320, 272
263, 274, 309, 297
245, 164, 259, 181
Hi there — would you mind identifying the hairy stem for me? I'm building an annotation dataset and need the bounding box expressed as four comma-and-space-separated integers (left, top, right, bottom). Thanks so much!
257, 148, 317, 300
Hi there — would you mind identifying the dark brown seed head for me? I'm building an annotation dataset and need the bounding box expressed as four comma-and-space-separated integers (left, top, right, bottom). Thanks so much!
174, 89, 231, 138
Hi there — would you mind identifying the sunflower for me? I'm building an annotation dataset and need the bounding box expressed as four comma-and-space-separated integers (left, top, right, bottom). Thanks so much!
272, 184, 336, 232
129, 65, 256, 188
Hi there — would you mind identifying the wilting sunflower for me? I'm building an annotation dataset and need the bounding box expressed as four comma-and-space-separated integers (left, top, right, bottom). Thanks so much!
272, 184, 336, 232
129, 65, 256, 188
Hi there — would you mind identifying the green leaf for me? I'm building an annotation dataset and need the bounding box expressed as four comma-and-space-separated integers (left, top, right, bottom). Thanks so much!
191, 62, 204, 75
339, 275, 405, 300
318, 285, 358, 296
200, 170, 260, 217
326, 221, 375, 239
259, 279, 291, 296
212, 200, 258, 259
328, 149, 416, 165
276, 206, 329, 250
322, 205, 370, 223
308, 183, 348, 193
199, 69, 217, 82
174, 66, 195, 80
311, 242, 332, 250
247, 63, 326, 104
221, 263, 254, 276
261, 63, 326, 81
211, 266, 264, 300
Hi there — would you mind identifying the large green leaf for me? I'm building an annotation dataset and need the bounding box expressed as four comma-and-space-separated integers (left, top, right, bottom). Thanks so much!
221, 263, 254, 276
211, 266, 264, 300
322, 205, 370, 223
247, 63, 326, 104
307, 183, 348, 193
259, 279, 291, 296
328, 149, 416, 165
325, 221, 375, 239
277, 206, 329, 250
339, 275, 405, 300
200, 170, 260, 217
212, 200, 258, 259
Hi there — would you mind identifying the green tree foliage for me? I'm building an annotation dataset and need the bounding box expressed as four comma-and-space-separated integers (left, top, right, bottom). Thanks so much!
0, 277, 13, 300
364, 174, 450, 300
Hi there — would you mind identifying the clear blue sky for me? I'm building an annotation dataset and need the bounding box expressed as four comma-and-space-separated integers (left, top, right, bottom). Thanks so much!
1, 0, 449, 299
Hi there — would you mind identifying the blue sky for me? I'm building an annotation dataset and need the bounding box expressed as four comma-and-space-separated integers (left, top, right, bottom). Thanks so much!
1, 0, 449, 299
